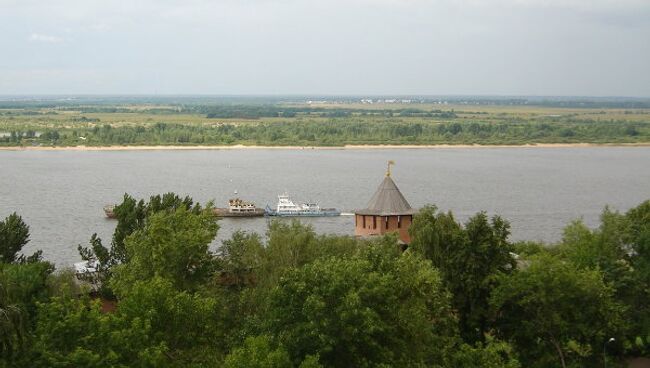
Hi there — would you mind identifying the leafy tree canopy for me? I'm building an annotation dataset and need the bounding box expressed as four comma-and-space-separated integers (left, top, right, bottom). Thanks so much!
111, 206, 219, 295
490, 253, 624, 368
78, 193, 213, 297
0, 212, 42, 264
263, 240, 456, 367
409, 206, 516, 343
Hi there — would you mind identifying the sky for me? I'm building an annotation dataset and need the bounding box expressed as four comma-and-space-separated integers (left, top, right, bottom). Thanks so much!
1, 0, 649, 96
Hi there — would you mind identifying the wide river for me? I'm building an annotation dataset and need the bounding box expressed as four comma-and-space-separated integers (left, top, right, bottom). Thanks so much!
1, 147, 649, 266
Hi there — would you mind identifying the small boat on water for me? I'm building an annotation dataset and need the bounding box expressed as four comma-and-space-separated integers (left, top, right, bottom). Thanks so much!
103, 205, 116, 219
265, 194, 340, 217
214, 198, 265, 217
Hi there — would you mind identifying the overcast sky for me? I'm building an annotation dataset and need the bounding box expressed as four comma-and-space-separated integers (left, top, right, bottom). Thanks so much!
1, 0, 649, 96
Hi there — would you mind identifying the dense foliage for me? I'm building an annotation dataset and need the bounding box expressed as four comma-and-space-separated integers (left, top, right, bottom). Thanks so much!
1, 197, 649, 367
2, 119, 647, 147
409, 208, 516, 343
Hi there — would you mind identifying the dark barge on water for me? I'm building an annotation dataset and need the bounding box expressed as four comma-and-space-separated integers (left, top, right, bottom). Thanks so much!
213, 198, 265, 217
103, 205, 116, 219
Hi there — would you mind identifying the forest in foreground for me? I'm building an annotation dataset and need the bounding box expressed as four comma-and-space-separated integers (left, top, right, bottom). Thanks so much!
1, 193, 649, 367
1, 99, 650, 147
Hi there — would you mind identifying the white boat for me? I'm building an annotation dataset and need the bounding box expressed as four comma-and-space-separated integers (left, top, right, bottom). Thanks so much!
265, 194, 340, 217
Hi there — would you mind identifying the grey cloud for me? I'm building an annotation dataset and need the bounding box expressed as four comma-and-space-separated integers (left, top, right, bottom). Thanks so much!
0, 0, 648, 95
28, 33, 64, 43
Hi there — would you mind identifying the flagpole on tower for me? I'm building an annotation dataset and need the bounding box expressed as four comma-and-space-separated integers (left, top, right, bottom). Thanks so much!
386, 160, 395, 177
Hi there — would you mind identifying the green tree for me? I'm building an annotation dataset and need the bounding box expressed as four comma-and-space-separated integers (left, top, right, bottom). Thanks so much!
1, 262, 52, 318
214, 222, 361, 354
409, 206, 516, 343
217, 231, 265, 289
78, 193, 210, 296
259, 220, 358, 288
111, 206, 219, 294
445, 335, 520, 368
0, 268, 25, 360
625, 200, 650, 279
31, 277, 224, 367
224, 336, 323, 368
0, 212, 41, 263
0, 261, 54, 362
116, 277, 226, 364
223, 336, 293, 368
264, 240, 456, 367
559, 215, 627, 275
557, 203, 650, 357
109, 194, 146, 263
30, 296, 167, 368
490, 254, 624, 368
83, 192, 200, 266
624, 201, 650, 352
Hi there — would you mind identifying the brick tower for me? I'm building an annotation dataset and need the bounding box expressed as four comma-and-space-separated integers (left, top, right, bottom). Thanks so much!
354, 161, 415, 244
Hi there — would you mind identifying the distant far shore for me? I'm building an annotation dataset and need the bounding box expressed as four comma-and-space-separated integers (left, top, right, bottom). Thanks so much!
1, 143, 650, 151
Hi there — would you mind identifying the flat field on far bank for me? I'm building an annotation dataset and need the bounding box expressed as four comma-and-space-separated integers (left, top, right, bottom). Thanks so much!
1, 101, 649, 147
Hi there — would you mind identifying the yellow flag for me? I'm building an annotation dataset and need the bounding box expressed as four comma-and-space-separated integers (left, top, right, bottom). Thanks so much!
386, 160, 395, 176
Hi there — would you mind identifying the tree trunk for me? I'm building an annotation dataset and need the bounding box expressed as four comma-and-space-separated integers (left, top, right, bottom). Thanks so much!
550, 338, 567, 368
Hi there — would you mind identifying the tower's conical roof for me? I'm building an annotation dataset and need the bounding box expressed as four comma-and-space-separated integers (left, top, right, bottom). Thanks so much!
355, 175, 415, 216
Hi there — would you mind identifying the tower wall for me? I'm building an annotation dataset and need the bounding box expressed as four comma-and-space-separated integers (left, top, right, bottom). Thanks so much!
355, 214, 412, 243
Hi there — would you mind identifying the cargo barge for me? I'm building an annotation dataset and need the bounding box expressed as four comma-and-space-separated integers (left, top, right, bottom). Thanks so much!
213, 198, 265, 217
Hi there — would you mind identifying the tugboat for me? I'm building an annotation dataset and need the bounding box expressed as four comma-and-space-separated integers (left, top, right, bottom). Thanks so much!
214, 198, 265, 217
103, 205, 117, 219
265, 194, 340, 217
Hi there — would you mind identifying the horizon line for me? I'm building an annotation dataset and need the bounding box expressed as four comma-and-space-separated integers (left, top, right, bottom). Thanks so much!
1, 94, 650, 100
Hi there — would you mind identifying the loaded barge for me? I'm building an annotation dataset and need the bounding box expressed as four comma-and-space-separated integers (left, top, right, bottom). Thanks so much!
103, 205, 116, 219
213, 198, 265, 217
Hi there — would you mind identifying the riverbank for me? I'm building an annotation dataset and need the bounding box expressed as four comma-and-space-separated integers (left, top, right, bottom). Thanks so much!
1, 143, 650, 151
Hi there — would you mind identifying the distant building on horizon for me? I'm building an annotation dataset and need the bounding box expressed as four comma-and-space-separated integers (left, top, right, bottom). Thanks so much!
354, 162, 415, 244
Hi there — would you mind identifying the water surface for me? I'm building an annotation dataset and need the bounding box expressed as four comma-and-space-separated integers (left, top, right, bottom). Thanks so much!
1, 147, 649, 266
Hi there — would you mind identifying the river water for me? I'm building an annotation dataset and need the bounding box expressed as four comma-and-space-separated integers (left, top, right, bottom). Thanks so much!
1, 147, 649, 266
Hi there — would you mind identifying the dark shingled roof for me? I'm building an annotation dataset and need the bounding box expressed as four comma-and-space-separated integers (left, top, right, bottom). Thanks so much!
355, 176, 416, 216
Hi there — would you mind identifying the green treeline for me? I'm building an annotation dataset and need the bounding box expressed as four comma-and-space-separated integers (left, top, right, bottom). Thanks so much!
2, 119, 648, 147
2, 101, 649, 147
1, 194, 649, 367
0, 104, 457, 119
